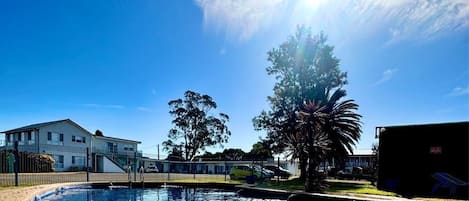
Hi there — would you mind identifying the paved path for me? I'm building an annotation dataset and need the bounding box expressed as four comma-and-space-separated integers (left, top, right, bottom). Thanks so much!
0, 182, 85, 201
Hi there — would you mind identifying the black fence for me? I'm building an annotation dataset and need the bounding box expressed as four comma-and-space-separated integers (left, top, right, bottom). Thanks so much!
1, 142, 282, 187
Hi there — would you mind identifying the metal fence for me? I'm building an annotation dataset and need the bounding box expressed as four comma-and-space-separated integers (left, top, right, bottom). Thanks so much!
0, 142, 235, 187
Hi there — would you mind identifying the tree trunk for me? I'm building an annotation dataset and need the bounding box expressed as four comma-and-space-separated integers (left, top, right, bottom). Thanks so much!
299, 154, 307, 181
304, 154, 320, 193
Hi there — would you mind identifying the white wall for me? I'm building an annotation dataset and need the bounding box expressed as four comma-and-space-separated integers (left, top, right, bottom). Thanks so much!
102, 156, 125, 173
39, 121, 92, 171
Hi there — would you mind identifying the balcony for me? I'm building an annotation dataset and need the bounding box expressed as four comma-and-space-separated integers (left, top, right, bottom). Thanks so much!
93, 147, 142, 157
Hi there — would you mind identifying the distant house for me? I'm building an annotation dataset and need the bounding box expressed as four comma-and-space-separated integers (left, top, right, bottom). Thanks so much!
376, 121, 469, 198
344, 150, 375, 169
0, 119, 141, 173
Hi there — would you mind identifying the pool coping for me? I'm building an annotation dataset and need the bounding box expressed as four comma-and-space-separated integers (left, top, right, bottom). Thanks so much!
235, 184, 412, 201
0, 182, 410, 201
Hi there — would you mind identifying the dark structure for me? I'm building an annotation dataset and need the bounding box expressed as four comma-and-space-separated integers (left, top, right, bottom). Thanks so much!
376, 122, 469, 198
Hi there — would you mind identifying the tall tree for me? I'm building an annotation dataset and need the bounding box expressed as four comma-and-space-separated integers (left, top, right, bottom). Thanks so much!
248, 140, 273, 160
163, 90, 231, 161
222, 148, 246, 160
254, 26, 361, 192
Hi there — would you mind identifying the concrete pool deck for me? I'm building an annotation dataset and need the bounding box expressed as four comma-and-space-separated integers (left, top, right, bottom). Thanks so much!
235, 184, 413, 201
0, 182, 87, 201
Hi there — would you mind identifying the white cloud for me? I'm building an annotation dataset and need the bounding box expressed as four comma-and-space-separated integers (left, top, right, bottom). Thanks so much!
375, 68, 398, 85
195, 0, 469, 44
449, 86, 469, 96
137, 107, 151, 112
83, 104, 124, 109
196, 0, 286, 41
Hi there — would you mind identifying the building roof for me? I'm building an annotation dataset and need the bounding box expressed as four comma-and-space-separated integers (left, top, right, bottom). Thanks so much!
1, 119, 80, 133
376, 121, 469, 129
1, 119, 140, 144
350, 150, 373, 156
95, 135, 141, 144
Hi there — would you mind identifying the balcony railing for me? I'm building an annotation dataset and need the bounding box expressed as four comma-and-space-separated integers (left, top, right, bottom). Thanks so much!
93, 147, 142, 157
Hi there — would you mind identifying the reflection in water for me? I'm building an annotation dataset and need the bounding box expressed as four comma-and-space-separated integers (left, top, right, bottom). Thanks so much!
43, 187, 285, 201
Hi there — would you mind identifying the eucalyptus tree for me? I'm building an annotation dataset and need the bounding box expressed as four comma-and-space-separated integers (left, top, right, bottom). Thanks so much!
163, 90, 231, 161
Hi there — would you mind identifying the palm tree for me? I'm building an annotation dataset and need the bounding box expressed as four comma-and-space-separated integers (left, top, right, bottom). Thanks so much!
297, 100, 330, 192
297, 89, 361, 192
323, 89, 362, 166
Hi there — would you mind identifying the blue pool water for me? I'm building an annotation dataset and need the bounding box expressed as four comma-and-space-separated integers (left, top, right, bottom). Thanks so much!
42, 186, 285, 201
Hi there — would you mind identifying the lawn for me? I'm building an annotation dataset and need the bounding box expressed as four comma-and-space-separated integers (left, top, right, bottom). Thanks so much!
164, 177, 242, 184
258, 178, 398, 197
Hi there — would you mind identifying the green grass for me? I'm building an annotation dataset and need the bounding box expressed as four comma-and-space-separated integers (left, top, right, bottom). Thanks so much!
259, 178, 305, 191
257, 178, 397, 197
165, 177, 242, 184
326, 181, 397, 196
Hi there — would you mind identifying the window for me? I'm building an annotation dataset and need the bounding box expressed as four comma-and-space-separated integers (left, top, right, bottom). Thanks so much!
123, 144, 134, 151
18, 133, 25, 145
107, 142, 117, 153
72, 136, 86, 144
47, 132, 64, 145
72, 156, 85, 167
27, 131, 35, 145
52, 155, 64, 169
6, 134, 10, 142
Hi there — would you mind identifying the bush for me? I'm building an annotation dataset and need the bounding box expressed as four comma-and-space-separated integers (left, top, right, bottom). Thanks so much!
0, 150, 55, 173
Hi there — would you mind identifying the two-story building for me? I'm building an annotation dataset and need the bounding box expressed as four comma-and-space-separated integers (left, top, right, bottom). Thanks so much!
0, 119, 141, 173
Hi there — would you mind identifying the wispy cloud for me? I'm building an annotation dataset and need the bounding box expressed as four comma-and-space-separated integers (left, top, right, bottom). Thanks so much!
83, 103, 124, 109
196, 0, 468, 43
374, 68, 398, 85
136, 107, 151, 112
196, 0, 285, 41
449, 86, 469, 96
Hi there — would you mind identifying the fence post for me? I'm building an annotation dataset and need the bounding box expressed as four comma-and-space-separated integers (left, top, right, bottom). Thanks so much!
86, 148, 90, 182
14, 141, 19, 186
260, 159, 263, 183
134, 152, 137, 182
167, 161, 170, 181
192, 161, 195, 180
277, 157, 280, 183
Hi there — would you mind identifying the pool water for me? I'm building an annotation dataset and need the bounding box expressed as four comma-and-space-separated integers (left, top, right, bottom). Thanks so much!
42, 187, 285, 201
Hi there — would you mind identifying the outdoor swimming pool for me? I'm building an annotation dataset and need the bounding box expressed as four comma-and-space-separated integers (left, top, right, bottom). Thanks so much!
41, 186, 286, 201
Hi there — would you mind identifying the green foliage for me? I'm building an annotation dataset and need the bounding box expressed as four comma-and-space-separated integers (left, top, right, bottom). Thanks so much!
248, 140, 273, 160
95, 129, 104, 136
163, 90, 231, 161
0, 150, 55, 173
166, 146, 184, 161
254, 26, 361, 192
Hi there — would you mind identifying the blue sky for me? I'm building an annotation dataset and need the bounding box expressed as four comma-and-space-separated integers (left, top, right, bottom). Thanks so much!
0, 0, 468, 158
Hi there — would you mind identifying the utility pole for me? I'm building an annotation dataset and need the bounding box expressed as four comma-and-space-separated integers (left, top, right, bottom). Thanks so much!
157, 144, 160, 160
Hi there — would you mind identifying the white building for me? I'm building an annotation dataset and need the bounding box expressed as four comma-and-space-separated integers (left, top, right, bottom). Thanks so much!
0, 119, 141, 173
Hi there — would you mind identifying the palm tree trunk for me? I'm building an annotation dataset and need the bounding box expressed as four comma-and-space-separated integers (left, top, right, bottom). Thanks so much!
299, 154, 307, 181
305, 153, 320, 192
